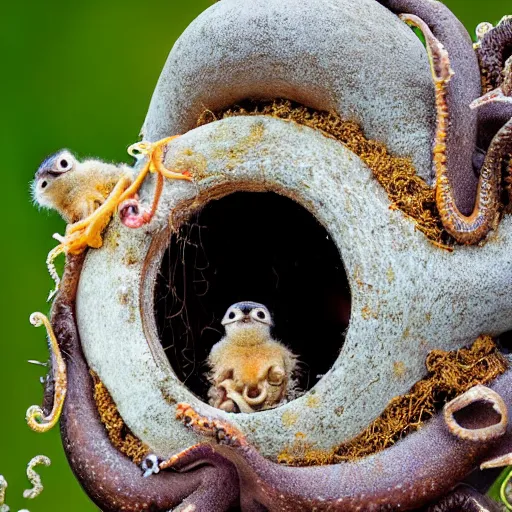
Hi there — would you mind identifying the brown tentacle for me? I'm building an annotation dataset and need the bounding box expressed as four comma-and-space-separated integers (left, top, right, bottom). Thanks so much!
161, 376, 512, 512
476, 16, 512, 92
402, 14, 502, 244
378, 0, 482, 215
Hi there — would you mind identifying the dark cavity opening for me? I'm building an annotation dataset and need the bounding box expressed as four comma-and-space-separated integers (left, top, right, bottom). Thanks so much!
453, 400, 502, 430
154, 192, 351, 402
497, 330, 512, 355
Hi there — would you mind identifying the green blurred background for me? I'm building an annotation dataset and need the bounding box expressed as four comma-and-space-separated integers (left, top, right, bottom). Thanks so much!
0, 1, 508, 510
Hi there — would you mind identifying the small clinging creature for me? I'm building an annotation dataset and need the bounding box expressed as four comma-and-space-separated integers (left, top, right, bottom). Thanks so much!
32, 136, 192, 298
207, 301, 299, 413
32, 150, 131, 225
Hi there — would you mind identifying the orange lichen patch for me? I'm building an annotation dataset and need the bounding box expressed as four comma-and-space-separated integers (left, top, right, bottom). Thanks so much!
278, 336, 507, 466
92, 372, 149, 464
198, 99, 449, 245
361, 305, 379, 320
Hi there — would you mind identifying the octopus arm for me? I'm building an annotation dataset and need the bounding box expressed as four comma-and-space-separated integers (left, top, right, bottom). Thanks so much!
376, 0, 482, 216
165, 371, 512, 511
53, 255, 239, 512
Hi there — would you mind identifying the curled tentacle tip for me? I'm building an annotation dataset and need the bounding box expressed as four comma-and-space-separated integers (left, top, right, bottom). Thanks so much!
26, 405, 60, 433
128, 141, 153, 158
23, 455, 51, 500
242, 381, 268, 406
118, 198, 150, 228
26, 405, 45, 429
268, 365, 286, 386
398, 13, 454, 83
475, 21, 494, 41
29, 312, 43, 327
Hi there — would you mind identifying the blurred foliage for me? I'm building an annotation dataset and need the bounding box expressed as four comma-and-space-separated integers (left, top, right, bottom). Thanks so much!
0, 1, 509, 511
488, 466, 512, 509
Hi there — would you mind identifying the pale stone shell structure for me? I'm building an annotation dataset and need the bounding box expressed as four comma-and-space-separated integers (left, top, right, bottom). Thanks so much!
58, 0, 512, 510
142, 0, 436, 181
77, 113, 512, 458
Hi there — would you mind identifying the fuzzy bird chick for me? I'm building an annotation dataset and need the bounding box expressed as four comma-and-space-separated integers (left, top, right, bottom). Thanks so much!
32, 150, 131, 224
32, 149, 136, 300
33, 138, 190, 300
207, 302, 298, 413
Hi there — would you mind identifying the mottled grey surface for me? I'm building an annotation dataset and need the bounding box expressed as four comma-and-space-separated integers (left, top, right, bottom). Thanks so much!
142, 0, 436, 182
76, 117, 512, 460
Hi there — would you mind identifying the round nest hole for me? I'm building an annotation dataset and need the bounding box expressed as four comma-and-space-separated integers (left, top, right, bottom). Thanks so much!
154, 192, 351, 403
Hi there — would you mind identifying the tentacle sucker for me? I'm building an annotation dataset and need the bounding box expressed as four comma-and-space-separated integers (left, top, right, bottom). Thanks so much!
443, 384, 508, 442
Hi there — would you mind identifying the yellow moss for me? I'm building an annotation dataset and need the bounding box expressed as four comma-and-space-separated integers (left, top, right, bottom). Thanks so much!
278, 336, 507, 466
92, 372, 149, 465
198, 99, 450, 245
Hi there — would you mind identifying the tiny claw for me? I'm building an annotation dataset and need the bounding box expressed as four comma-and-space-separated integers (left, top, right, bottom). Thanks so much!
27, 360, 47, 367
47, 289, 57, 302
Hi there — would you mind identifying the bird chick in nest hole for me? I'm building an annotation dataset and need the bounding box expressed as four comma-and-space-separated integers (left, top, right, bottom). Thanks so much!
207, 302, 300, 413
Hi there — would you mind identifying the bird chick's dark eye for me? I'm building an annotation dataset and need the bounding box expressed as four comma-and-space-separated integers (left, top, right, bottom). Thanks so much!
228, 311, 236, 319
60, 159, 69, 169
257, 311, 265, 319
41, 180, 48, 189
